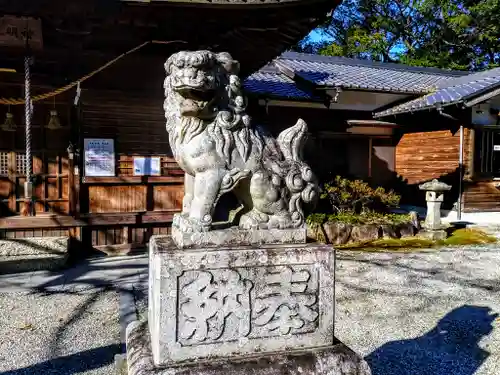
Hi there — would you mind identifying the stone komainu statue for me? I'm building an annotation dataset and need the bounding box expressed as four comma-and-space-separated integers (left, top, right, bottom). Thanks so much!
164, 50, 318, 232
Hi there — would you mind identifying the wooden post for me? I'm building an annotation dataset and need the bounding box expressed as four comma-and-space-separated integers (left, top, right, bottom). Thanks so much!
467, 127, 475, 179
457, 125, 464, 220
368, 137, 373, 178
8, 151, 15, 213
68, 143, 76, 216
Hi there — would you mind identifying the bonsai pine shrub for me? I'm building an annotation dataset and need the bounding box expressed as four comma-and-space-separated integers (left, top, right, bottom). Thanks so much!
321, 176, 400, 214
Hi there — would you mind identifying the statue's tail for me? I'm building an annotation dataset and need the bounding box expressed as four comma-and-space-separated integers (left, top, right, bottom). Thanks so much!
277, 119, 319, 226
277, 118, 308, 162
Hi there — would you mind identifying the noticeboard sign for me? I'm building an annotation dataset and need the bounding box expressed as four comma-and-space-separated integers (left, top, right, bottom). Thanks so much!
0, 16, 43, 50
84, 138, 115, 177
133, 157, 161, 176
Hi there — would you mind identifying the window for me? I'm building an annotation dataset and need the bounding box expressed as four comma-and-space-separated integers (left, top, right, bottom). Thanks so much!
475, 127, 500, 177
16, 153, 26, 175
0, 153, 8, 175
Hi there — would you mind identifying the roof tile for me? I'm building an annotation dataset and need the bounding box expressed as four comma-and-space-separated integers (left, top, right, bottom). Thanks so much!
374, 66, 500, 117
242, 52, 467, 99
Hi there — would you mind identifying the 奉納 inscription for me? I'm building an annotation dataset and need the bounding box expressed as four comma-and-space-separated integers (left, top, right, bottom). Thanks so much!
176, 265, 319, 346
178, 269, 253, 345
253, 266, 318, 335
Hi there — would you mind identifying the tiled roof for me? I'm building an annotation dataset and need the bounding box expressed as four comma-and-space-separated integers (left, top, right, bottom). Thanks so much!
374, 67, 500, 118
244, 66, 317, 100
278, 52, 465, 93
243, 52, 467, 99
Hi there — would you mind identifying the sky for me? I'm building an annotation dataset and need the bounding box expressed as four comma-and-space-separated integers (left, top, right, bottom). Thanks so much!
307, 29, 326, 42
306, 29, 333, 43
304, 27, 406, 58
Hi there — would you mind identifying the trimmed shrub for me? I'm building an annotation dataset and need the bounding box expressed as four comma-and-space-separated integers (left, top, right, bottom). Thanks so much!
321, 176, 401, 214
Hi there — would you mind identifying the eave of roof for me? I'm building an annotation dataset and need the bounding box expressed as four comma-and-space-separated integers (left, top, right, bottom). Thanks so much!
275, 52, 466, 94
243, 53, 468, 100
374, 67, 500, 118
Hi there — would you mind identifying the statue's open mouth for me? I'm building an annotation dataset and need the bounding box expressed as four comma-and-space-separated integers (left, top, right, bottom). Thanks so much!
175, 86, 215, 103
174, 85, 216, 116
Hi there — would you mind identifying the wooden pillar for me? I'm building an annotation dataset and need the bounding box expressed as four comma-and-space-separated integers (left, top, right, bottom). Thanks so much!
8, 151, 15, 213
466, 127, 475, 179
68, 143, 77, 216
368, 137, 373, 178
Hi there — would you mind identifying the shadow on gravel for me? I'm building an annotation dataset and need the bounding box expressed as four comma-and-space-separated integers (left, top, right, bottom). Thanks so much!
0, 343, 121, 375
366, 305, 498, 375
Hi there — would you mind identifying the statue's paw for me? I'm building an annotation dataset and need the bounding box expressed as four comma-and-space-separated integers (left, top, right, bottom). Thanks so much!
239, 210, 269, 230
174, 213, 212, 233
268, 214, 294, 230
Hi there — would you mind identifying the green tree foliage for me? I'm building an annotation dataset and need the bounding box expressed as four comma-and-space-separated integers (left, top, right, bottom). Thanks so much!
298, 0, 500, 70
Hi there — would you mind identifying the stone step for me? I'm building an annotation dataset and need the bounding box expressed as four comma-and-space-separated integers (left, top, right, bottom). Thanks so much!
0, 236, 69, 274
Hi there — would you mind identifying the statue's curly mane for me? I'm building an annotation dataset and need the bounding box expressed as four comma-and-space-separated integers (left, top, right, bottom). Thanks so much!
164, 51, 268, 167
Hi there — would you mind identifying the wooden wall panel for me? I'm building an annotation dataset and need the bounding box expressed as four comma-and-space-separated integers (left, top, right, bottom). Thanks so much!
153, 185, 183, 211
81, 90, 170, 156
87, 184, 183, 213
396, 130, 460, 184
88, 185, 147, 213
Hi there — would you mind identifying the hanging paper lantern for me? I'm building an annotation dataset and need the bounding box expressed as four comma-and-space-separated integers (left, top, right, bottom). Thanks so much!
1, 112, 16, 132
46, 109, 62, 130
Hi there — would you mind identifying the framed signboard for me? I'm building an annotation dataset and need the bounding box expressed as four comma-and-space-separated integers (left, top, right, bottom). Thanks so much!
133, 157, 161, 176
84, 138, 115, 177
0, 16, 43, 50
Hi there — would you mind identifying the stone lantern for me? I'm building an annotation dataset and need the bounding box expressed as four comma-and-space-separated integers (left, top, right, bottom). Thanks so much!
418, 179, 452, 240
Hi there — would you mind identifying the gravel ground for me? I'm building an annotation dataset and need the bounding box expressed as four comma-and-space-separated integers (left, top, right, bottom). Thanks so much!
2, 244, 499, 375
335, 244, 500, 375
0, 289, 121, 375
130, 244, 500, 375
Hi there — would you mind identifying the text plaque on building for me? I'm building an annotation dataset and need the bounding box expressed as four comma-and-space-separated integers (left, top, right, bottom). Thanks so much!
133, 157, 161, 176
84, 138, 115, 177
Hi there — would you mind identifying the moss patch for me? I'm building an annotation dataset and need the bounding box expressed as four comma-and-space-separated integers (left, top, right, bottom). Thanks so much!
441, 228, 497, 246
337, 228, 497, 252
338, 237, 435, 251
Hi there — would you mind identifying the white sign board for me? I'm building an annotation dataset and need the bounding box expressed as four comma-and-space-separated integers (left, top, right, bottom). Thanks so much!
133, 157, 161, 176
494, 145, 500, 151
84, 138, 115, 177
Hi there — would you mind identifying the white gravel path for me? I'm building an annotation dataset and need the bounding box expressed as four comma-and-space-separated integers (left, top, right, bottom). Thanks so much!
335, 245, 500, 375
0, 289, 121, 375
1, 245, 499, 375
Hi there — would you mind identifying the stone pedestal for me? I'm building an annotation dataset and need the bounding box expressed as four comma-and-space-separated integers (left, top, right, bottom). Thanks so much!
126, 320, 371, 375
125, 235, 371, 375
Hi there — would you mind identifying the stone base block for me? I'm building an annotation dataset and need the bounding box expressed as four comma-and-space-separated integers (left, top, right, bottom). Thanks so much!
171, 225, 306, 249
149, 236, 335, 366
126, 321, 371, 375
417, 229, 447, 241
0, 236, 69, 274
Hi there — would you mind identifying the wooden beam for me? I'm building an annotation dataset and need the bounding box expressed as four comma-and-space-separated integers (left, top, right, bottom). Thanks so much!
0, 214, 86, 229
79, 210, 177, 225
81, 176, 184, 184
0, 210, 178, 229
